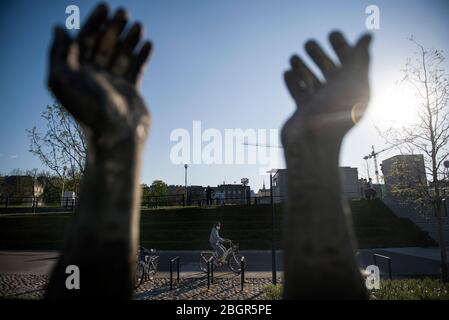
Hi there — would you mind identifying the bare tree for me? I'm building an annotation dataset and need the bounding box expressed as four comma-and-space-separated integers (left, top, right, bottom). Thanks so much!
380, 37, 449, 282
28, 102, 86, 193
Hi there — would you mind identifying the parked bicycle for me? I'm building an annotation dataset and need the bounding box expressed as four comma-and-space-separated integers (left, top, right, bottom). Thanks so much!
199, 241, 244, 274
135, 246, 159, 289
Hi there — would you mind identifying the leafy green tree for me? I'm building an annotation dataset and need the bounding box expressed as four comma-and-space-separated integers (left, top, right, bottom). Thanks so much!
28, 102, 86, 193
149, 180, 168, 199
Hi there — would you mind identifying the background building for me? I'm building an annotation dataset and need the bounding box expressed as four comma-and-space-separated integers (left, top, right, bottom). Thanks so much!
255, 182, 271, 204
381, 154, 427, 198
340, 167, 360, 200
0, 175, 43, 205
215, 183, 250, 205
272, 169, 287, 203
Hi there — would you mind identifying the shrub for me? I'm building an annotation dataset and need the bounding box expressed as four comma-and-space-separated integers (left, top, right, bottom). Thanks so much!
262, 284, 283, 300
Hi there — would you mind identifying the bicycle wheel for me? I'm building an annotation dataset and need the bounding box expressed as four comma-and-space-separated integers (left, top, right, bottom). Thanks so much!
228, 253, 244, 274
199, 253, 213, 273
146, 256, 158, 280
135, 262, 145, 288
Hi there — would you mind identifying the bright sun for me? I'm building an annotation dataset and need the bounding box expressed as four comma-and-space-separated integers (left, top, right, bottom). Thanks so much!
370, 83, 421, 128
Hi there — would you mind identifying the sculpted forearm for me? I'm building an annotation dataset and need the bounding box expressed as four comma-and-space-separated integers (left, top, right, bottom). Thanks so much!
46, 139, 146, 299
283, 138, 366, 299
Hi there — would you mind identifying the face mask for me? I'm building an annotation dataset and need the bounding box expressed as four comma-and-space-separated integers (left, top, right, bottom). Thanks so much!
216, 226, 220, 230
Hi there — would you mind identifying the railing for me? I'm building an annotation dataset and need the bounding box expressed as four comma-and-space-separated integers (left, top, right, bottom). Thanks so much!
140, 195, 287, 209
0, 195, 76, 213
169, 256, 180, 290
0, 194, 288, 214
373, 253, 392, 280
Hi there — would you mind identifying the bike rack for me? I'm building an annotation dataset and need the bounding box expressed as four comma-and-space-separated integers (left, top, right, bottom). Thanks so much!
169, 256, 180, 290
373, 253, 392, 280
240, 256, 246, 291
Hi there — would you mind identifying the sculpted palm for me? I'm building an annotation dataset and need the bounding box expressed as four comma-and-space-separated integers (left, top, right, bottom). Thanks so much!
282, 31, 371, 147
48, 4, 152, 143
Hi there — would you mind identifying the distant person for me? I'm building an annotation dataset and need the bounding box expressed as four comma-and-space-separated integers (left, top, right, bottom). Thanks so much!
209, 221, 229, 261
366, 178, 376, 200
205, 185, 214, 205
361, 178, 367, 199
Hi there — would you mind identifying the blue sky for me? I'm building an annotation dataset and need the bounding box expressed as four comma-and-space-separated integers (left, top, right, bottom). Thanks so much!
0, 0, 448, 191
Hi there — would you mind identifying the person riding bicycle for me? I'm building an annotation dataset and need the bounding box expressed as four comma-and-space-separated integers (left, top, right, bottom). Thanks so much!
209, 221, 230, 261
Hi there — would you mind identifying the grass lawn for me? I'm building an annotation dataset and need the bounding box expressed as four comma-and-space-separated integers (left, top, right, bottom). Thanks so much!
0, 200, 436, 250
262, 278, 449, 300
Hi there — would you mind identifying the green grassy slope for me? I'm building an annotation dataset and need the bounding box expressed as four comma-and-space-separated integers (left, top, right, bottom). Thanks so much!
0, 199, 436, 250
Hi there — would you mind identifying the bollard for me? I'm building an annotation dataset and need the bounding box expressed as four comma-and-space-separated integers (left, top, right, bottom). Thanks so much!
207, 260, 210, 289
170, 256, 180, 290
241, 256, 245, 291
211, 257, 214, 284
177, 257, 180, 282
170, 260, 173, 290
207, 256, 214, 289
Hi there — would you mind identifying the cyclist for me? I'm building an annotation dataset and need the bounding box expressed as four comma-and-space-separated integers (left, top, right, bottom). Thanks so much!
209, 221, 230, 262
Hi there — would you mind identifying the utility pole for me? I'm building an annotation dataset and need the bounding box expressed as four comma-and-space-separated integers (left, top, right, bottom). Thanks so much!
267, 169, 277, 285
184, 164, 188, 205
363, 144, 397, 185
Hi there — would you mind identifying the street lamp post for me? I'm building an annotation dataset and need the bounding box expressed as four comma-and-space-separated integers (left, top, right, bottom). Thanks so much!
61, 166, 67, 207
267, 169, 277, 285
184, 164, 188, 205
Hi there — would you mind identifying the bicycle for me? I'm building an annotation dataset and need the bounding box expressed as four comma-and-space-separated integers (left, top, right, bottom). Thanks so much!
135, 246, 159, 289
199, 241, 245, 274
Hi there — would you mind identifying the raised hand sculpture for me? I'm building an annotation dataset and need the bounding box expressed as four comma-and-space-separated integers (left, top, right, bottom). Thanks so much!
46, 3, 152, 299
282, 31, 372, 299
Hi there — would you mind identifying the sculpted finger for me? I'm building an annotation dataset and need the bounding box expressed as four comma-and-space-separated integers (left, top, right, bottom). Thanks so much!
354, 34, 372, 68
329, 31, 351, 64
126, 41, 152, 86
290, 55, 321, 91
110, 23, 142, 76
93, 8, 128, 68
49, 26, 78, 94
77, 3, 109, 63
305, 40, 337, 79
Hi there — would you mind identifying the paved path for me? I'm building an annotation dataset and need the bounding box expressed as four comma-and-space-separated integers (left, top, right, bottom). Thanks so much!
1, 247, 447, 300
1, 247, 446, 277
0, 250, 284, 276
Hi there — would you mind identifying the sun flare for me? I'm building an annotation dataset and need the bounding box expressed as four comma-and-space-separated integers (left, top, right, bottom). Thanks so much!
370, 83, 421, 128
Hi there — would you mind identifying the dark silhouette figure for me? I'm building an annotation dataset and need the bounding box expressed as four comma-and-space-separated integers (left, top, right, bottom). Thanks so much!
205, 185, 214, 205
365, 178, 376, 200
46, 4, 152, 299
282, 31, 372, 299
